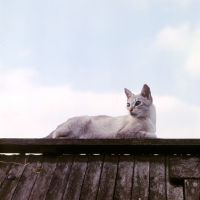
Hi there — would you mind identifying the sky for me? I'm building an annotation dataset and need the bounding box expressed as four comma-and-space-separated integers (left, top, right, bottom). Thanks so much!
0, 0, 200, 138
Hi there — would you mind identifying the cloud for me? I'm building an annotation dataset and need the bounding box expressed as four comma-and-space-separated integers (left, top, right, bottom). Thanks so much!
155, 24, 190, 51
125, 0, 198, 11
185, 27, 200, 77
154, 96, 200, 138
0, 68, 200, 138
0, 68, 125, 138
18, 49, 31, 58
155, 23, 200, 77
155, 0, 196, 10
123, 0, 148, 11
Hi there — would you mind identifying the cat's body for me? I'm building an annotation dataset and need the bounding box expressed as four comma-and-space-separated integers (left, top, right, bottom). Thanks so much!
46, 84, 156, 139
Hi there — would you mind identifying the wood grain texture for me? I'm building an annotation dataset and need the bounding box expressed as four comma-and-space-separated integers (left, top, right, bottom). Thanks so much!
29, 155, 58, 200
184, 179, 200, 200
149, 155, 166, 200
80, 155, 104, 200
97, 155, 118, 200
132, 155, 150, 200
62, 155, 88, 200
0, 155, 29, 200
170, 156, 200, 179
0, 155, 16, 187
114, 155, 134, 200
1, 138, 200, 200
12, 155, 43, 200
166, 156, 184, 200
45, 155, 74, 200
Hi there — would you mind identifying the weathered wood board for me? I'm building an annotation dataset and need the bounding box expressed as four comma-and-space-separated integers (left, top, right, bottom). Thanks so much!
0, 139, 200, 199
184, 179, 200, 200
166, 156, 184, 200
29, 155, 58, 200
0, 155, 16, 188
80, 155, 104, 200
114, 155, 134, 200
0, 153, 194, 200
62, 155, 88, 200
0, 155, 29, 200
12, 155, 43, 200
1, 138, 200, 154
45, 155, 74, 200
97, 155, 118, 200
149, 155, 166, 200
170, 156, 200, 179
132, 155, 150, 200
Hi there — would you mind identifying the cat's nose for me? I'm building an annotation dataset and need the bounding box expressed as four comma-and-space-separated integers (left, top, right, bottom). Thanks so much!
130, 106, 136, 116
130, 106, 135, 112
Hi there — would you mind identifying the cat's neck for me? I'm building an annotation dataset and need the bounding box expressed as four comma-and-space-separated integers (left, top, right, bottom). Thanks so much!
130, 104, 156, 126
137, 116, 147, 120
149, 104, 156, 126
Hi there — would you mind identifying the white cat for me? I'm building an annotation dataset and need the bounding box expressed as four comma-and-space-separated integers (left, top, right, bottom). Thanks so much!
46, 84, 156, 139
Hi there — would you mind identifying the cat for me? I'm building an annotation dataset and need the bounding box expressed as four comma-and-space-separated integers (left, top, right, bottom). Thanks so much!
46, 84, 156, 139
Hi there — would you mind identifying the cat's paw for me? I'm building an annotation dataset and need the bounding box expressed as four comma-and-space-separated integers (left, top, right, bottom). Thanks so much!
142, 132, 157, 138
53, 129, 75, 138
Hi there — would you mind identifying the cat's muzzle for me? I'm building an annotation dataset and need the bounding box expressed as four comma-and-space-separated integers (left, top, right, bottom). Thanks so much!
130, 112, 137, 116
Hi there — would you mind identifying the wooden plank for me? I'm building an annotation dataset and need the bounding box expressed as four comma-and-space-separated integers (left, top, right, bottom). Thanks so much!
97, 155, 118, 200
0, 155, 29, 200
149, 155, 166, 200
166, 156, 183, 200
29, 155, 58, 200
80, 155, 104, 200
0, 155, 16, 187
170, 156, 200, 179
114, 155, 134, 200
11, 155, 43, 200
62, 155, 88, 200
184, 179, 200, 200
45, 155, 74, 200
132, 155, 150, 200
1, 138, 200, 154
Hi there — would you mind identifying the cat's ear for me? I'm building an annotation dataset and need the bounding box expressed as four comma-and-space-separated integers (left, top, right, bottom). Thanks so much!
124, 88, 133, 99
141, 84, 153, 103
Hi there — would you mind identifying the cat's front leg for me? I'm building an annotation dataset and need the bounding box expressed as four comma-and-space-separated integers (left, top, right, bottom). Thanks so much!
52, 128, 77, 138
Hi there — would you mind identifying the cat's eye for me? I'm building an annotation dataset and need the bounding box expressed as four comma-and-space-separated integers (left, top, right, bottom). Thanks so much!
127, 103, 130, 107
135, 101, 141, 106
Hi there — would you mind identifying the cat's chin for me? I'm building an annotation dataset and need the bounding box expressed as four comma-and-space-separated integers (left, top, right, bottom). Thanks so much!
130, 112, 137, 117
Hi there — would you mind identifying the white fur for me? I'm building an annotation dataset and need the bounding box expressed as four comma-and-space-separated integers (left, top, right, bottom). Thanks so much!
46, 84, 157, 139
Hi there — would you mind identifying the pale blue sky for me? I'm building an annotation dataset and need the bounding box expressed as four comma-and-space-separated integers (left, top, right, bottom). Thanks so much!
0, 0, 200, 138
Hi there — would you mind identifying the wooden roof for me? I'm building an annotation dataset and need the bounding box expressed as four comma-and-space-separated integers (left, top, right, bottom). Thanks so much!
0, 139, 200, 199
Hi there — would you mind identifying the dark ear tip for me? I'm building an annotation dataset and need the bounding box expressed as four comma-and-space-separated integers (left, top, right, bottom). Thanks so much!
143, 84, 149, 89
124, 88, 128, 92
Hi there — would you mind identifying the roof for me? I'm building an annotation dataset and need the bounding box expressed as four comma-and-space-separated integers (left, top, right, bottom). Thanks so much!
0, 139, 199, 199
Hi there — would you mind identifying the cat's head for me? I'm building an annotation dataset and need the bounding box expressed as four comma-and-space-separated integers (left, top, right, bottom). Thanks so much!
124, 84, 154, 118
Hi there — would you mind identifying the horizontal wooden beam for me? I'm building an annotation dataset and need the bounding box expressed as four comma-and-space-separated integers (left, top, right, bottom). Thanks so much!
170, 157, 200, 179
0, 139, 200, 154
